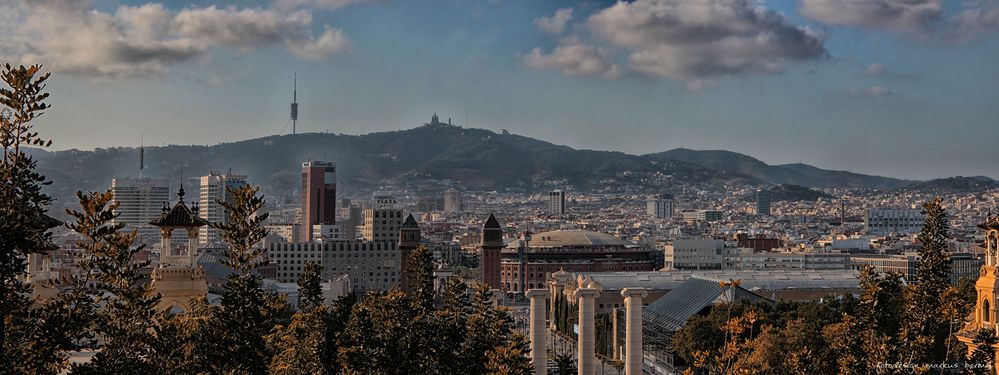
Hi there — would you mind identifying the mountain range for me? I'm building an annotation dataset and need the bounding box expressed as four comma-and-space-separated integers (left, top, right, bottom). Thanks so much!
25, 123, 987, 203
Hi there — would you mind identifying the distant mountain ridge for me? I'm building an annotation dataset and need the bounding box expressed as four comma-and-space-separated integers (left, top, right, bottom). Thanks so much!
24, 123, 948, 203
645, 148, 912, 190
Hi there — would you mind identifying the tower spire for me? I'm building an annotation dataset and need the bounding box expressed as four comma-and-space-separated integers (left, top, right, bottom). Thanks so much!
139, 135, 144, 179
291, 73, 299, 135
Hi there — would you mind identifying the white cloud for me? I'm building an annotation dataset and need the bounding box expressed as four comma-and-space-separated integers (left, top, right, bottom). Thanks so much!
586, 0, 825, 79
273, 0, 376, 11
522, 40, 620, 78
535, 7, 573, 35
850, 86, 893, 96
287, 26, 350, 60
863, 63, 885, 76
800, 0, 943, 34
951, 6, 999, 41
1, 1, 351, 78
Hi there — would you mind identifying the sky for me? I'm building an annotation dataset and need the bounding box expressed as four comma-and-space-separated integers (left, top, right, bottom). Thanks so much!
1, 0, 998, 180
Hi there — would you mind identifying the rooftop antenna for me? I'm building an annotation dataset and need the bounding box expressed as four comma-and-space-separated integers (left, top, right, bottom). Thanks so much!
291, 73, 298, 135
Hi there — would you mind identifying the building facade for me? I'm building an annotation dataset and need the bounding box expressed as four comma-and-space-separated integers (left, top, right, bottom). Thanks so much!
301, 161, 337, 242
850, 252, 982, 284
111, 177, 170, 245
443, 188, 463, 213
549, 190, 566, 216
865, 208, 924, 235
198, 171, 247, 246
664, 238, 725, 270
646, 194, 675, 219
499, 230, 656, 292
269, 212, 418, 293
362, 208, 404, 242
756, 189, 771, 216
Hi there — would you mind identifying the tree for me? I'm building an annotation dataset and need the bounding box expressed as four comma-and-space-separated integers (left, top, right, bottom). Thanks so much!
549, 352, 576, 375
298, 261, 324, 310
266, 306, 327, 375
966, 329, 997, 375
902, 198, 953, 365
408, 245, 434, 312
0, 63, 56, 373
485, 333, 533, 375
209, 185, 290, 373
66, 190, 161, 374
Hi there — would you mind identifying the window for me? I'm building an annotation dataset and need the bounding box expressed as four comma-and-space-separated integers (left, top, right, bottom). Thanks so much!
985, 299, 992, 323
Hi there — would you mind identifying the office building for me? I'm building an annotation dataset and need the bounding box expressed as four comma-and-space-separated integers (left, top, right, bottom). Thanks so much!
198, 171, 247, 246
756, 189, 771, 216
444, 188, 463, 213
865, 208, 924, 235
301, 161, 337, 242
850, 252, 981, 284
111, 178, 170, 245
363, 208, 404, 242
664, 238, 725, 270
548, 190, 566, 216
268, 213, 420, 293
646, 194, 675, 219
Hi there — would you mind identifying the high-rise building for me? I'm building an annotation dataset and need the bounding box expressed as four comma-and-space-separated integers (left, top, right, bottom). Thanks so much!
548, 190, 566, 216
301, 161, 337, 242
111, 178, 170, 245
756, 189, 771, 216
443, 188, 463, 213
646, 194, 675, 219
363, 208, 404, 243
198, 171, 247, 246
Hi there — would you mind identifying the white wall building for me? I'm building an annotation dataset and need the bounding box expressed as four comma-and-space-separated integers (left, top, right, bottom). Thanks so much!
111, 178, 170, 245
646, 194, 675, 219
664, 238, 725, 270
198, 172, 247, 246
865, 208, 924, 235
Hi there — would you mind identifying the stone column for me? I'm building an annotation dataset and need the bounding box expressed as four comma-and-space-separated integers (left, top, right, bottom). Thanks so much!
576, 288, 600, 375
188, 228, 198, 265
611, 307, 619, 360
526, 289, 548, 375
621, 288, 648, 375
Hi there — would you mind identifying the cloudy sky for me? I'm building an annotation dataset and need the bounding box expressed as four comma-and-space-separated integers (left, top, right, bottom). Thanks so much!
2, 0, 998, 180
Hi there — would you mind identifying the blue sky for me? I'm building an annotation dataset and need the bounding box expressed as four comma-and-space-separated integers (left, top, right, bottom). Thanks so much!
2, 0, 998, 180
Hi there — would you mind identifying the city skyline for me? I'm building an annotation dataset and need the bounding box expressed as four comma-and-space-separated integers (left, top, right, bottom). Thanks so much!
2, 0, 998, 180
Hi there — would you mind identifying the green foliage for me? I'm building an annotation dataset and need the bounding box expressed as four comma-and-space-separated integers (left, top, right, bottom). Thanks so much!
485, 333, 533, 375
902, 198, 954, 365
65, 190, 161, 374
298, 260, 324, 310
408, 245, 434, 311
549, 352, 576, 375
966, 329, 997, 375
0, 63, 55, 373
210, 184, 290, 373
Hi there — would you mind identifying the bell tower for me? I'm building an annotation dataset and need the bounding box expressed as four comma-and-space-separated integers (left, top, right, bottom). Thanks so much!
399, 214, 421, 292
148, 187, 210, 314
956, 210, 999, 365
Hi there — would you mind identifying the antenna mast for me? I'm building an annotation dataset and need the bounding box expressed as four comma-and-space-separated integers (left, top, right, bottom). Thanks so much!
139, 135, 144, 178
291, 73, 299, 135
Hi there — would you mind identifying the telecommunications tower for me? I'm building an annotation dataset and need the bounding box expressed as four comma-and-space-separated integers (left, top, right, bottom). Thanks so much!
291, 73, 299, 135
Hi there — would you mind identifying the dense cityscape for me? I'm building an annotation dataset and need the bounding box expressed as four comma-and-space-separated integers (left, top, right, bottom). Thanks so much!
4, 0, 999, 374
